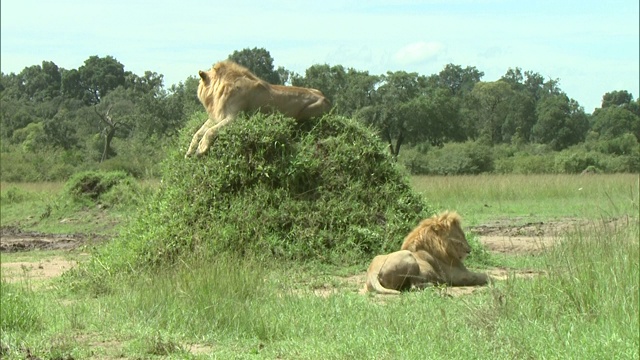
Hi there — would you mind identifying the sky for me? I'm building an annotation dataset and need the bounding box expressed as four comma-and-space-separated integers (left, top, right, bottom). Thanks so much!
1, 0, 638, 113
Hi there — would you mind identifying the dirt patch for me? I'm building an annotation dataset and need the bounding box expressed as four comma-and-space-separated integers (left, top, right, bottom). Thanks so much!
0, 226, 107, 252
479, 236, 556, 254
1, 256, 79, 283
0, 226, 101, 283
468, 217, 587, 254
469, 217, 588, 237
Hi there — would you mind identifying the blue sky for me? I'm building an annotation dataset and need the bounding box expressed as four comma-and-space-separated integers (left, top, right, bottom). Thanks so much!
1, 0, 638, 113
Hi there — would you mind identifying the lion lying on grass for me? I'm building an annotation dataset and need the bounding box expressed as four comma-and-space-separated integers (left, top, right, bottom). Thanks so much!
365, 211, 490, 295
185, 60, 331, 157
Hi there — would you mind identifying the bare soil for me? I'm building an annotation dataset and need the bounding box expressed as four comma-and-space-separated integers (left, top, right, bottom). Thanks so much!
0, 226, 107, 252
0, 226, 103, 283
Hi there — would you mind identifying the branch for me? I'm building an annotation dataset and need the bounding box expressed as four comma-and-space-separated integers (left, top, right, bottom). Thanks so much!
94, 105, 116, 128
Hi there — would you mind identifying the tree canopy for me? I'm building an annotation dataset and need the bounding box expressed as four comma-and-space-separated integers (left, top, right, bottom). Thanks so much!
1, 48, 637, 180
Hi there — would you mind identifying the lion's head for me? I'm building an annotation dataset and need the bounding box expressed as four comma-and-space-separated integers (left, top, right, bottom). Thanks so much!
400, 211, 471, 263
196, 61, 265, 119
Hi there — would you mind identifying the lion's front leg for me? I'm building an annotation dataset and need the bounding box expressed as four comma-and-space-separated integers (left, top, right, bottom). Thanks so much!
448, 267, 490, 286
185, 118, 217, 158
195, 116, 234, 157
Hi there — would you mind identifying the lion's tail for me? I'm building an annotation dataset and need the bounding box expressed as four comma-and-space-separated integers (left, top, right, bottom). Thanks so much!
366, 269, 401, 295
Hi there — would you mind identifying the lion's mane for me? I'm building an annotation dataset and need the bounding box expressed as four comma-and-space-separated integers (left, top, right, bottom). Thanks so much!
400, 211, 469, 265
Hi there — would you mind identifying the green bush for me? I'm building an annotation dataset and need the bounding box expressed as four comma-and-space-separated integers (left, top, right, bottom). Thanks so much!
554, 150, 603, 174
63, 170, 137, 206
0, 146, 83, 182
0, 186, 32, 204
414, 141, 494, 175
594, 133, 639, 156
86, 113, 433, 274
0, 150, 46, 181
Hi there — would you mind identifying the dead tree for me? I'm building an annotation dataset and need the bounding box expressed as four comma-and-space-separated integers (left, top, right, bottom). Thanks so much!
94, 105, 129, 162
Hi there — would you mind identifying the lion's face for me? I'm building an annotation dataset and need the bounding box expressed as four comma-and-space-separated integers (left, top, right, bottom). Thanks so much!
445, 223, 471, 261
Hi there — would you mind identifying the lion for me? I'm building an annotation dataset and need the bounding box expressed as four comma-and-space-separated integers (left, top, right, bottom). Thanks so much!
364, 211, 489, 294
185, 60, 331, 157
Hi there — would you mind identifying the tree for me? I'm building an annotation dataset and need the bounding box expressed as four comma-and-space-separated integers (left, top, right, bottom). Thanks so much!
602, 90, 633, 108
0, 98, 33, 140
338, 68, 379, 116
228, 47, 281, 84
293, 64, 379, 116
65, 55, 126, 105
356, 71, 444, 158
61, 68, 84, 100
400, 88, 462, 146
533, 94, 589, 150
125, 71, 164, 96
434, 63, 484, 96
92, 88, 135, 161
293, 64, 345, 109
15, 61, 62, 102
12, 122, 46, 152
43, 106, 80, 150
464, 81, 531, 145
591, 105, 640, 141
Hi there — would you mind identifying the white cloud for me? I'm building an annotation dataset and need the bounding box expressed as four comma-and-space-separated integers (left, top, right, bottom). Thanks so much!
393, 41, 444, 65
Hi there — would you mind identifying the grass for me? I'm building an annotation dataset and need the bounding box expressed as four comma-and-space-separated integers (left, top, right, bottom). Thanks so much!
1, 174, 638, 359
0, 179, 146, 235
411, 173, 639, 225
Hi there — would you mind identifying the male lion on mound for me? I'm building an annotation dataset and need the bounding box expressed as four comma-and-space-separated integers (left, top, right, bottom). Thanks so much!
364, 211, 489, 295
185, 60, 331, 157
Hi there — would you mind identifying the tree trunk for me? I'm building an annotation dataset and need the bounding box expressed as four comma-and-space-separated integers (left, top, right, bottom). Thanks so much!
385, 129, 404, 161
101, 128, 116, 163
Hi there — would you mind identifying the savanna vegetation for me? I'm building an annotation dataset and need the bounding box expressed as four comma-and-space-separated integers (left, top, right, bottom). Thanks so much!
1, 47, 638, 182
1, 46, 638, 358
1, 169, 637, 358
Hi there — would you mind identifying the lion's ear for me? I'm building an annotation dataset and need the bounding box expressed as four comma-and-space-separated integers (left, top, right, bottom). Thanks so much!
199, 70, 209, 83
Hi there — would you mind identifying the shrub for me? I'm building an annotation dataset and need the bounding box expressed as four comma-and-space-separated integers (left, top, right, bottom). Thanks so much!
86, 113, 433, 273
554, 150, 603, 174
0, 150, 45, 182
417, 141, 493, 175
0, 146, 82, 182
63, 170, 134, 205
0, 186, 32, 204
507, 153, 556, 174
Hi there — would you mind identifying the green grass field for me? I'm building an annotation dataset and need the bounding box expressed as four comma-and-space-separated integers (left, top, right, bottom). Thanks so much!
411, 174, 639, 224
1, 174, 638, 359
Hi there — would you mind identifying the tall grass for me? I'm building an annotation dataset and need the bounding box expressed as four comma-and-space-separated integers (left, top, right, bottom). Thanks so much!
54, 216, 638, 358
476, 217, 640, 359
411, 174, 639, 224
2, 171, 638, 357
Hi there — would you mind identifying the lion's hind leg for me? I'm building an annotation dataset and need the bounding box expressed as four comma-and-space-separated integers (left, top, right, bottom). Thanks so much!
185, 118, 216, 158
365, 250, 421, 295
